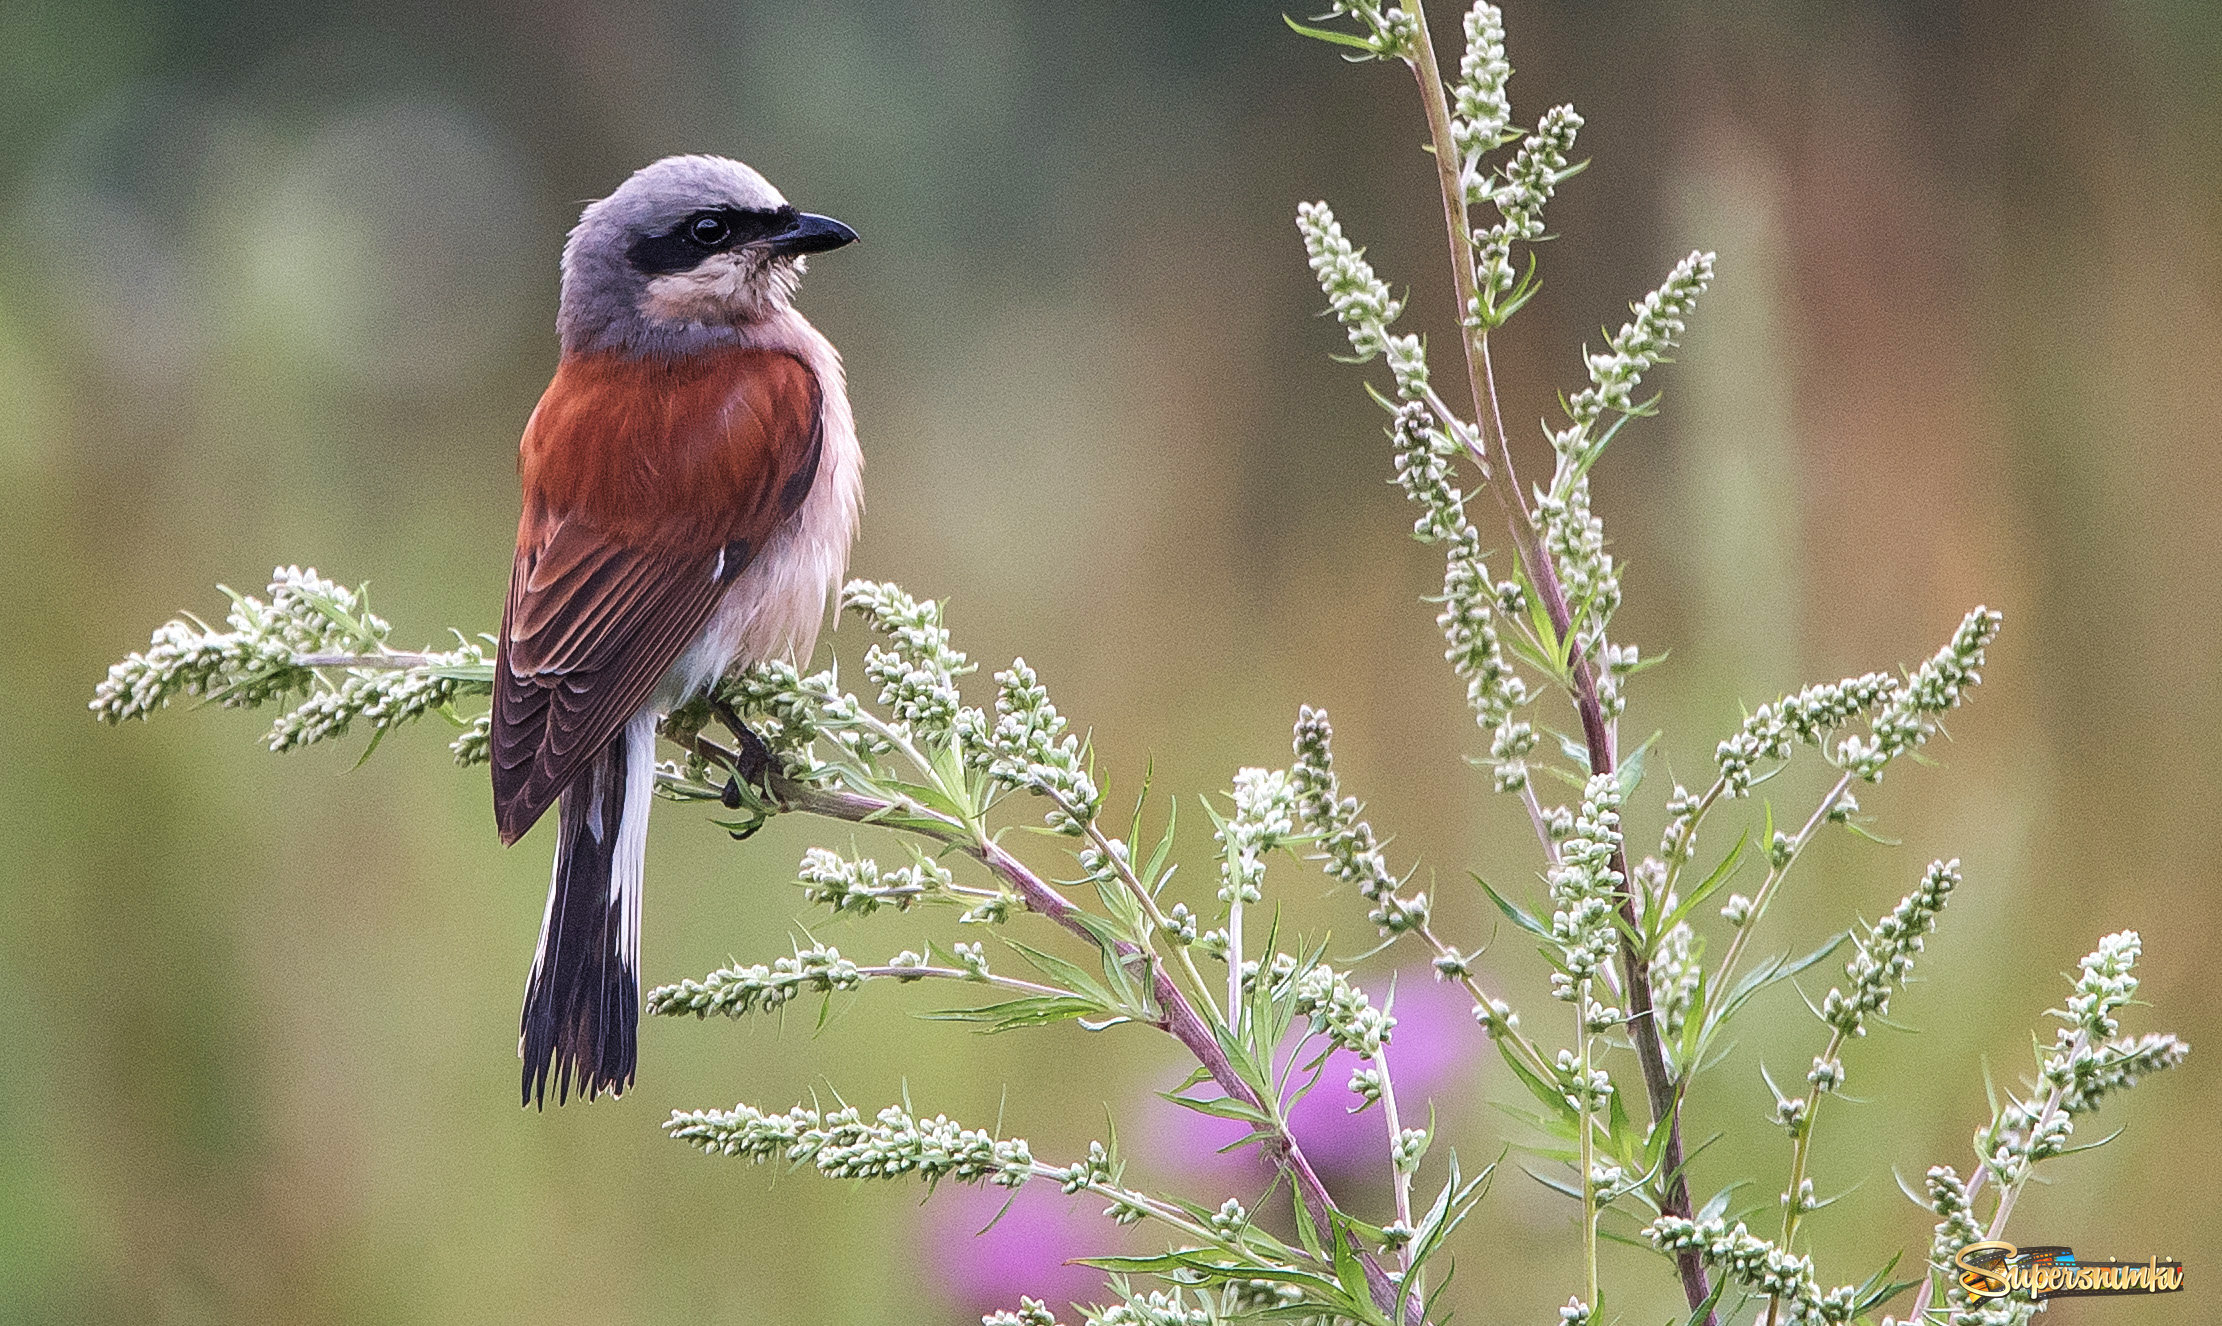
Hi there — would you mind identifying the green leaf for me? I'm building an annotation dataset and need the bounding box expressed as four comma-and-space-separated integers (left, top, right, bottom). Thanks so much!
1616, 730, 1661, 799
1664, 833, 1749, 934
1697, 1181, 1744, 1224
1159, 1092, 1273, 1126
1282, 14, 1381, 53
918, 995, 1105, 1032
1475, 875, 1551, 940
1854, 1251, 1919, 1315
1705, 933, 1848, 1043
1524, 1166, 1586, 1202
1001, 939, 1115, 1007
1677, 1272, 1729, 1326
1498, 1047, 1579, 1126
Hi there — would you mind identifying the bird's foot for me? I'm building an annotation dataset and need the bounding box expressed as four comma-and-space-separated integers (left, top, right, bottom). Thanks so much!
716, 704, 775, 796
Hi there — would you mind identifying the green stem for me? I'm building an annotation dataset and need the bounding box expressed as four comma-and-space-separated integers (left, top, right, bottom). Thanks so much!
1577, 981, 1600, 1320
1706, 772, 1855, 1012
1402, 7, 1711, 1318
1768, 1025, 1847, 1326
855, 966, 1072, 1000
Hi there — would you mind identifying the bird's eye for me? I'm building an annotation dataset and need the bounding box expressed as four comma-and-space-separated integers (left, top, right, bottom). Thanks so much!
688, 214, 730, 246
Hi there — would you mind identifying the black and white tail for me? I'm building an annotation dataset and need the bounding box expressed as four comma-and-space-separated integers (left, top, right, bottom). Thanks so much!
520, 712, 655, 1106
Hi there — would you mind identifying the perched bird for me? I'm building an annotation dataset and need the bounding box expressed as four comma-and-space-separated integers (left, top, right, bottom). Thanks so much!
492, 155, 861, 1106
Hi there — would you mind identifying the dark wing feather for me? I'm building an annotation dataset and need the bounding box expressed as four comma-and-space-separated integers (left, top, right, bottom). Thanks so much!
491, 348, 824, 843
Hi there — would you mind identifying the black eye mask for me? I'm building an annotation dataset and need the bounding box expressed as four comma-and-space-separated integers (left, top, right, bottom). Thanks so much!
625, 205, 799, 275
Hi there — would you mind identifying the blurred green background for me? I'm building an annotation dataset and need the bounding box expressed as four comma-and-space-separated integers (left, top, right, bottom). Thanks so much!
3, 0, 2216, 1321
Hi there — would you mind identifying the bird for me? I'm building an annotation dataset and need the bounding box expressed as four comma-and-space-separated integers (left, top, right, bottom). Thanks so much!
491, 155, 861, 1107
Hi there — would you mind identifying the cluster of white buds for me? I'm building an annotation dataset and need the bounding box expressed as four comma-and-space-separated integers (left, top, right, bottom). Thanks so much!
1391, 399, 1469, 545
1545, 774, 1625, 999
726, 659, 891, 773
1207, 1197, 1249, 1236
984, 658, 1100, 833
1911, 1165, 2042, 1326
1077, 837, 1134, 895
1216, 767, 1295, 906
262, 664, 468, 754
1838, 608, 2003, 781
1289, 707, 1430, 935
665, 1101, 1035, 1190
1714, 672, 1897, 797
952, 941, 992, 979
1383, 390, 1538, 790
1976, 931, 2187, 1191
1392, 1126, 1430, 1173
1820, 859, 1959, 1043
1472, 994, 1520, 1040
1921, 1165, 1984, 1281
842, 580, 978, 743
90, 566, 491, 758
1533, 482, 1619, 655
449, 712, 492, 767
1645, 1217, 1857, 1323
645, 942, 865, 1019
982, 1298, 1062, 1326
1554, 1050, 1612, 1111
1649, 918, 1702, 1040
1441, 536, 1536, 783
1291, 964, 1396, 1059
1321, 0, 1420, 59
1463, 102, 1581, 319
1449, 3, 1514, 190
795, 846, 955, 917
1054, 1140, 1115, 1195
1296, 200, 1404, 362
1487, 105, 1581, 244
1094, 1288, 1215, 1326
1549, 250, 1716, 468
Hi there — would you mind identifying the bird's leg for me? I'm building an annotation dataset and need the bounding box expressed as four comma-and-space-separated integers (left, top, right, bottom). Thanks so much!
714, 702, 774, 799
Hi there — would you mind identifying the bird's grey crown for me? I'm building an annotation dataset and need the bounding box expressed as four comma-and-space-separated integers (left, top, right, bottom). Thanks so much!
557, 154, 793, 358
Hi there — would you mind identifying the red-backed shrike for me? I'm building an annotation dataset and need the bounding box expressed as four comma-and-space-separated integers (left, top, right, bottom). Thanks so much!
492, 155, 860, 1106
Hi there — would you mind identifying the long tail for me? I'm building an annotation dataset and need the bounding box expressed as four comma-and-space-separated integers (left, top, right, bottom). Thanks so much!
520, 710, 655, 1106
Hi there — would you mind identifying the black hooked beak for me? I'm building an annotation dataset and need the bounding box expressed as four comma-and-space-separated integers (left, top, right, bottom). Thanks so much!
764, 212, 858, 257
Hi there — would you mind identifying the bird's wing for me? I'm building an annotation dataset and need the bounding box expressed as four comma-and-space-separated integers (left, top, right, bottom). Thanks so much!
491, 347, 824, 843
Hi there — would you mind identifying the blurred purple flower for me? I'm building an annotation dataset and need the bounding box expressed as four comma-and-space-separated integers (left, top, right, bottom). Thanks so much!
1135, 966, 1484, 1184
917, 1178, 1117, 1320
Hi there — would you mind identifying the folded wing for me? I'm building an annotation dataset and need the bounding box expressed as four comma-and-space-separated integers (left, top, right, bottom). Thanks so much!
492, 347, 823, 844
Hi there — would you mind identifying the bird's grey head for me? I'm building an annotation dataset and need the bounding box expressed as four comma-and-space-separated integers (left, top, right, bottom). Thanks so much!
556, 154, 856, 357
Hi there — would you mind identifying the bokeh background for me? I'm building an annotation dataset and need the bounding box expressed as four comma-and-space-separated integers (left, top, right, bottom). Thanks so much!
3, 1, 2216, 1322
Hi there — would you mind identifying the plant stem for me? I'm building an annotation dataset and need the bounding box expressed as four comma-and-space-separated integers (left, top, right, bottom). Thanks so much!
765, 771, 1423, 1324
1401, 8, 1713, 1318
1657, 776, 1729, 902
1521, 782, 1564, 867
1414, 920, 1555, 1080
1577, 982, 1601, 1320
1377, 1043, 1417, 1273
1768, 1025, 1847, 1326
1897, 1029, 2082, 1326
295, 650, 458, 669
854, 965, 1072, 999
1705, 772, 1856, 1013
1227, 885, 1247, 1034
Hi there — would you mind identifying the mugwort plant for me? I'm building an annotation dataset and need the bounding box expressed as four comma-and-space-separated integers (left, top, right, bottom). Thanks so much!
94, 4, 2185, 1323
